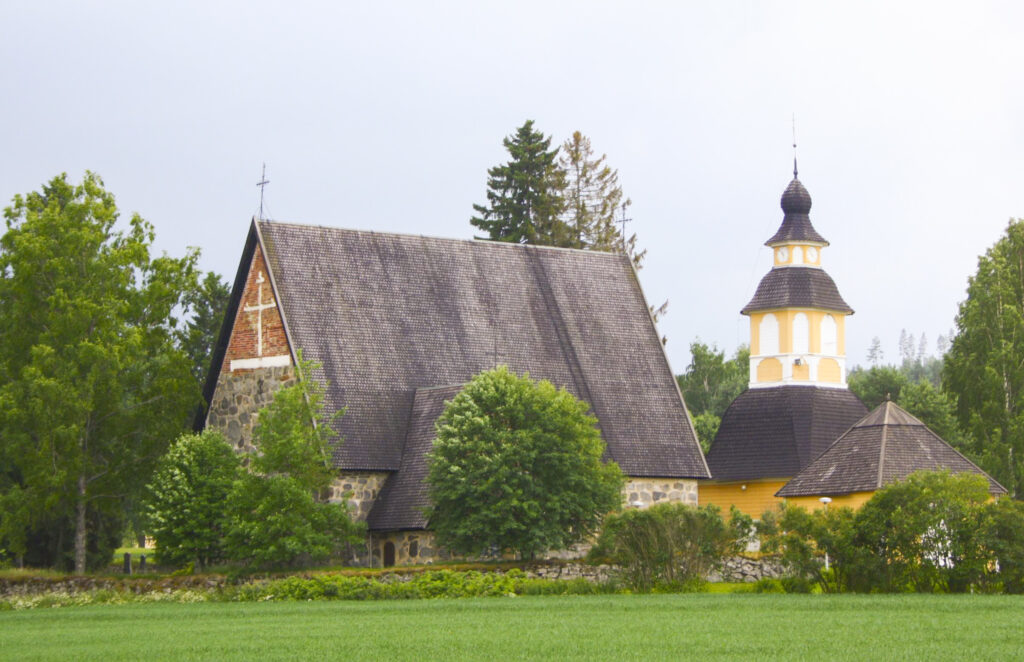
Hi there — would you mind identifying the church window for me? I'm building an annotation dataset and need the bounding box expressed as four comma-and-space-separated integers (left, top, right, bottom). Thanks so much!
822, 315, 838, 355
760, 314, 779, 355
793, 313, 809, 354
792, 246, 803, 264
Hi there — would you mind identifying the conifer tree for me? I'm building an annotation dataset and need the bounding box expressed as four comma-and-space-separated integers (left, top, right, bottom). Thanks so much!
471, 120, 567, 245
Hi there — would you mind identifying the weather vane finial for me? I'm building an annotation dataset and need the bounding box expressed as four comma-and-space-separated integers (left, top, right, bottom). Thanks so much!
792, 114, 798, 178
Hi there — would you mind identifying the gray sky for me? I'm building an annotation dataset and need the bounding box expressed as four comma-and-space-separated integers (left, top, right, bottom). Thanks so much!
3, 1, 1023, 375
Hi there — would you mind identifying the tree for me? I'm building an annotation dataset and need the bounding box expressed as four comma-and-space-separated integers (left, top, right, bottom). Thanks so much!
225, 358, 362, 568
558, 131, 645, 267
867, 336, 885, 366
676, 342, 748, 450
427, 366, 624, 559
470, 120, 567, 246
146, 430, 242, 570
944, 219, 1024, 498
0, 173, 200, 573
180, 271, 230, 389
848, 366, 909, 409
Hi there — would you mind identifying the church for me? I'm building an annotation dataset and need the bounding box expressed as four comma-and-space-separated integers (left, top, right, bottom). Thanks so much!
202, 220, 709, 566
701, 165, 1004, 516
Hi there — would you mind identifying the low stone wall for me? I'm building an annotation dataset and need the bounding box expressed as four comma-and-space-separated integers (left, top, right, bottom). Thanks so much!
706, 556, 787, 583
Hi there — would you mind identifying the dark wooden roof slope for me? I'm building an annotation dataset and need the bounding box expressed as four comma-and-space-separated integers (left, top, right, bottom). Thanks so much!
777, 401, 1007, 497
206, 220, 708, 481
765, 177, 828, 246
368, 385, 463, 531
706, 386, 868, 482
741, 267, 853, 314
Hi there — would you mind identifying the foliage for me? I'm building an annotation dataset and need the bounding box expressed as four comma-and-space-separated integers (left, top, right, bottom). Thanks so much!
690, 413, 720, 455
225, 358, 363, 568
944, 219, 1024, 498
676, 342, 748, 450
427, 366, 624, 560
588, 503, 753, 591
759, 502, 857, 593
848, 367, 966, 448
146, 430, 242, 570
0, 172, 200, 573
558, 131, 643, 267
470, 120, 567, 245
848, 471, 992, 593
979, 498, 1024, 593
180, 271, 230, 388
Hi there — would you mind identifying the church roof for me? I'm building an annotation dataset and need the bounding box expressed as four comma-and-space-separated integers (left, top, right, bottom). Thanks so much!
368, 385, 463, 531
776, 400, 1007, 497
705, 386, 868, 482
206, 220, 709, 492
741, 267, 853, 314
765, 177, 828, 246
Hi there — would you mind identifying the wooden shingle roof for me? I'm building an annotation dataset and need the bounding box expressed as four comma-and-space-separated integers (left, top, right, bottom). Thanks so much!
765, 177, 828, 246
776, 400, 1007, 497
705, 386, 868, 482
207, 220, 708, 489
741, 267, 853, 315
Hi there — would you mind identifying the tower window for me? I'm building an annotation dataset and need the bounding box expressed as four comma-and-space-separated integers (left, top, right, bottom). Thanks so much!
822, 314, 838, 355
793, 313, 809, 354
760, 314, 779, 355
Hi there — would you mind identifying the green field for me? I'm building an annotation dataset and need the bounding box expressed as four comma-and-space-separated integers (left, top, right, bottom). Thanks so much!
3, 594, 1023, 661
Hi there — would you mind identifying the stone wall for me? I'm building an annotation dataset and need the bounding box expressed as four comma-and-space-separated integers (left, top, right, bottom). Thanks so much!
707, 556, 787, 583
371, 531, 452, 567
623, 477, 699, 508
205, 365, 295, 451
330, 472, 390, 522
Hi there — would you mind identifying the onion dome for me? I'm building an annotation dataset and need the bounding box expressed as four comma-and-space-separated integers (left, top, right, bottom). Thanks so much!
765, 176, 828, 246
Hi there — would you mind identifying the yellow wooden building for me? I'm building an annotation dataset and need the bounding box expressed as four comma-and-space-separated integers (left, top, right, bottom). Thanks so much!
701, 166, 867, 518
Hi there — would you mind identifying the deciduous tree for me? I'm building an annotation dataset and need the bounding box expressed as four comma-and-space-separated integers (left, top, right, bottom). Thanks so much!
427, 366, 624, 560
944, 219, 1024, 498
0, 173, 200, 573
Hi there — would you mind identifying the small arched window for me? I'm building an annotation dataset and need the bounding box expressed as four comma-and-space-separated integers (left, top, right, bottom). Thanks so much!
760, 314, 779, 355
822, 314, 838, 355
793, 313, 809, 354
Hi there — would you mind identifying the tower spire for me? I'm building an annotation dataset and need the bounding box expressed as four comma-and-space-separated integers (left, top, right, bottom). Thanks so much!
792, 114, 798, 178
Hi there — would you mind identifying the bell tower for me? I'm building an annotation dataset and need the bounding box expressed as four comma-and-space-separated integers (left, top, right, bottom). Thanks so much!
742, 168, 852, 388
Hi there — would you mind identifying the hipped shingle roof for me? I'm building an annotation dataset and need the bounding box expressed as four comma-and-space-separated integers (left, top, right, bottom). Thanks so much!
706, 386, 868, 482
741, 267, 853, 314
777, 400, 1007, 497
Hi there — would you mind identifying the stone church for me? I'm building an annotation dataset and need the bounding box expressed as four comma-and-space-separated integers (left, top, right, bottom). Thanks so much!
203, 220, 709, 566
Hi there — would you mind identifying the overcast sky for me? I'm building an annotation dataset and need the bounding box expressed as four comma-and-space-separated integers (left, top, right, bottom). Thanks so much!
3, 1, 1023, 374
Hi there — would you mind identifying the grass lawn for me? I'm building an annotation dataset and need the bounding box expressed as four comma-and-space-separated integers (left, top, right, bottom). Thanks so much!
2, 593, 1023, 661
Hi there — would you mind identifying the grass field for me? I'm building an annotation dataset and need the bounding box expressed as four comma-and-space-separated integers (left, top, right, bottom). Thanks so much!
2, 593, 1023, 661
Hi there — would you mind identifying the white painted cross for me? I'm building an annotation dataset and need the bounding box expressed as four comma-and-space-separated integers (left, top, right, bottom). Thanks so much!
244, 271, 276, 357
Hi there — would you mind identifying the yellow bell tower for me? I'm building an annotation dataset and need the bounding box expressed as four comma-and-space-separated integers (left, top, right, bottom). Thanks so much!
742, 167, 852, 389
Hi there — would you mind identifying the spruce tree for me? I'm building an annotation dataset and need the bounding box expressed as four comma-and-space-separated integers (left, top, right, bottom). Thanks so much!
471, 120, 567, 245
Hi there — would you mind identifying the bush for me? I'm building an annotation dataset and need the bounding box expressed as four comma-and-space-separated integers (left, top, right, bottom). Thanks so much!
759, 502, 856, 593
980, 498, 1024, 593
146, 430, 242, 570
589, 502, 752, 591
848, 471, 991, 593
753, 578, 785, 594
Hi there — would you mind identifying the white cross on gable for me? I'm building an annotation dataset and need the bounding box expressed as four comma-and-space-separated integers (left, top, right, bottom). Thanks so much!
244, 271, 277, 357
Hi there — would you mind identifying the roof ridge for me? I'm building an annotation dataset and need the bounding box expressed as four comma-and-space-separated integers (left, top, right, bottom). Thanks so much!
255, 218, 628, 260
875, 403, 890, 489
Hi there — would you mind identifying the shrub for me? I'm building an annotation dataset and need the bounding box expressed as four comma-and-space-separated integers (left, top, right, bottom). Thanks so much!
146, 430, 242, 570
759, 502, 856, 593
980, 498, 1024, 593
589, 502, 752, 591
